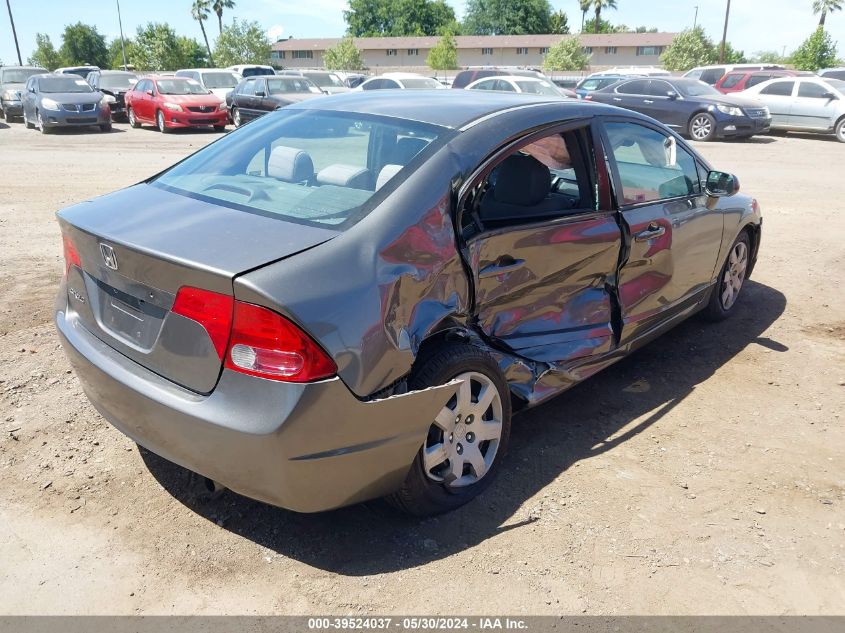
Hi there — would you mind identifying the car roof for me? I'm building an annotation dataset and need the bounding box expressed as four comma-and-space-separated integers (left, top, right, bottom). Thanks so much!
97, 70, 137, 75
286, 90, 617, 129
1, 65, 47, 71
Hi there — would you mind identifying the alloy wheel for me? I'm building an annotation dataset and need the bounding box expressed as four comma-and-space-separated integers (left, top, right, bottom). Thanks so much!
690, 114, 714, 141
232, 107, 241, 127
128, 107, 137, 127
721, 240, 748, 310
157, 111, 166, 133
422, 371, 503, 488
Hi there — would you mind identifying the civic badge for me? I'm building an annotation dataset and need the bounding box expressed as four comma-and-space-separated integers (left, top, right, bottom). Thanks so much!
99, 243, 118, 270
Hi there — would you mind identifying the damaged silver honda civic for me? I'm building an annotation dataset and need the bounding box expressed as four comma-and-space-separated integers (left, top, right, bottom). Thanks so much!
56, 91, 761, 515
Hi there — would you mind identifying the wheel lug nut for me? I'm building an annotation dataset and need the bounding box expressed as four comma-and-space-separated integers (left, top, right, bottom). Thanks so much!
465, 415, 474, 424
455, 414, 462, 423
448, 432, 454, 443
466, 432, 475, 443
456, 443, 463, 455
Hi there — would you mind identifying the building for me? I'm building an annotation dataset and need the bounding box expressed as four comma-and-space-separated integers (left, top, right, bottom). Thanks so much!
271, 32, 677, 73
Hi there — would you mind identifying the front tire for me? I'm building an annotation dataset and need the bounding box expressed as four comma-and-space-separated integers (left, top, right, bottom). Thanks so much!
127, 106, 140, 128
703, 231, 751, 321
156, 110, 169, 133
213, 124, 227, 132
232, 106, 241, 128
688, 112, 717, 142
24, 112, 34, 129
99, 123, 112, 132
37, 110, 51, 134
387, 344, 512, 516
835, 118, 845, 143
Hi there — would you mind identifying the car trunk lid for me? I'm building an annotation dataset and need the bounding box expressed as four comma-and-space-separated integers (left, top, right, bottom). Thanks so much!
58, 183, 337, 393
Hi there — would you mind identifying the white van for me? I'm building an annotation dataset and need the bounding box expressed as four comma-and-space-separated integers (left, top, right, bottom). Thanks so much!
684, 63, 785, 85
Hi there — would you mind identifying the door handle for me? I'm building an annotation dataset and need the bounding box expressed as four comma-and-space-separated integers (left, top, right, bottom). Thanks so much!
478, 257, 526, 279
643, 99, 654, 104
635, 223, 666, 242
612, 97, 622, 102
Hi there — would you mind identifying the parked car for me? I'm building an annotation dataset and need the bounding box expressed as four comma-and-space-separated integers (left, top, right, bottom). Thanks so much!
230, 75, 323, 127
741, 76, 845, 142
596, 66, 670, 77
278, 70, 350, 95
227, 64, 276, 79
683, 63, 784, 86
174, 69, 240, 104
548, 75, 581, 90
574, 74, 628, 99
86, 70, 140, 120
451, 67, 545, 89
587, 77, 771, 141
334, 71, 369, 88
357, 73, 446, 91
714, 69, 812, 94
0, 65, 47, 121
818, 68, 845, 81
465, 75, 568, 97
54, 66, 100, 81
55, 91, 760, 515
125, 76, 228, 133
21, 73, 111, 133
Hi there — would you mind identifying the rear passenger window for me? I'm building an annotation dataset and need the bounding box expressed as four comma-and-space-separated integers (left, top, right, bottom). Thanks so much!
699, 68, 726, 84
720, 73, 744, 89
761, 81, 794, 96
605, 122, 700, 205
745, 74, 771, 88
798, 82, 830, 98
616, 79, 649, 95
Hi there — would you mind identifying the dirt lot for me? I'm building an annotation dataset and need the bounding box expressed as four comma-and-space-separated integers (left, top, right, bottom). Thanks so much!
0, 119, 843, 616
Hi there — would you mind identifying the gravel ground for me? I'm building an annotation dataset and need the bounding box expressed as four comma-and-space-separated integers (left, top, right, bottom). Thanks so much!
0, 119, 843, 615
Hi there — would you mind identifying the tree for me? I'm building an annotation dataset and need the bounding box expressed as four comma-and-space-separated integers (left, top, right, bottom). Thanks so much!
579, 0, 591, 31
542, 36, 590, 71
589, 0, 617, 34
813, 0, 843, 26
213, 18, 271, 66
427, 32, 458, 70
583, 17, 614, 33
462, 0, 553, 35
191, 0, 215, 65
660, 26, 717, 71
323, 36, 365, 70
131, 22, 196, 70
751, 50, 788, 64
549, 10, 570, 34
59, 22, 109, 67
177, 36, 209, 67
212, 0, 236, 34
791, 26, 839, 71
344, 0, 456, 37
28, 33, 61, 70
108, 37, 136, 69
721, 42, 746, 63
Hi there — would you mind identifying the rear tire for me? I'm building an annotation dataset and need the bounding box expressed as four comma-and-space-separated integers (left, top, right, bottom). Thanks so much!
835, 118, 845, 143
703, 231, 751, 321
127, 106, 140, 128
386, 344, 512, 516
232, 107, 241, 128
688, 112, 717, 142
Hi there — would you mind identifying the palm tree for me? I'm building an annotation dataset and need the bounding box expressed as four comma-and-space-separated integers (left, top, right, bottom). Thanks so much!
191, 0, 214, 65
213, 0, 235, 34
579, 0, 591, 32
813, 0, 843, 26
591, 0, 618, 33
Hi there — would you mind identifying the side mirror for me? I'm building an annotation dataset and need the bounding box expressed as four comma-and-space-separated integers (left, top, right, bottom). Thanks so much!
146, 89, 154, 96
705, 170, 740, 197
667, 90, 678, 100
822, 91, 837, 100
255, 89, 266, 97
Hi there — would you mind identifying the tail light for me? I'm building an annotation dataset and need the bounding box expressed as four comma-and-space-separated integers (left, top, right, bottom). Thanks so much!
225, 302, 336, 382
171, 286, 336, 383
62, 235, 81, 275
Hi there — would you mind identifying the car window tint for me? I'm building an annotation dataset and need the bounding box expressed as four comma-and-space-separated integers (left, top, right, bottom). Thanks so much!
494, 79, 517, 92
580, 79, 601, 90
605, 122, 699, 205
745, 74, 771, 88
761, 81, 794, 96
361, 79, 382, 90
797, 82, 831, 98
383, 79, 402, 89
472, 79, 496, 91
616, 79, 649, 95
720, 73, 745, 89
240, 79, 256, 96
698, 68, 725, 84
644, 80, 673, 96
821, 70, 845, 80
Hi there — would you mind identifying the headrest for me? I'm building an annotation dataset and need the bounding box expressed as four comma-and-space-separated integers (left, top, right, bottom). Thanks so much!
376, 164, 403, 190
268, 146, 314, 183
393, 137, 428, 165
493, 154, 551, 206
316, 164, 370, 189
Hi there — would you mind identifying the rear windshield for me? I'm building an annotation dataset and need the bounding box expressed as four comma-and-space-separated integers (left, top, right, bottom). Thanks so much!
201, 72, 238, 89
39, 77, 93, 93
156, 79, 208, 95
152, 110, 448, 228
515, 80, 560, 96
241, 67, 274, 77
400, 77, 442, 90
304, 72, 344, 88
826, 79, 845, 93
100, 74, 139, 90
267, 78, 321, 94
1, 68, 45, 83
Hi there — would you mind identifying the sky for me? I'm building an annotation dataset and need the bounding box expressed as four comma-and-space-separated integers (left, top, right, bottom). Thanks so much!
1, 0, 843, 66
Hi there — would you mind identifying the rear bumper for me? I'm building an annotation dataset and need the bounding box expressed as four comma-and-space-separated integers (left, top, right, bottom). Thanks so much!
717, 115, 771, 138
55, 294, 456, 512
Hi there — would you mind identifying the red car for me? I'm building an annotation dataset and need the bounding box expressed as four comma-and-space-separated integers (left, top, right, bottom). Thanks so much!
125, 76, 228, 133
714, 69, 812, 94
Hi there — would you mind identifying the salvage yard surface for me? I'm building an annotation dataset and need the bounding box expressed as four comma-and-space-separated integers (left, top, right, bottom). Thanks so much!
0, 120, 843, 615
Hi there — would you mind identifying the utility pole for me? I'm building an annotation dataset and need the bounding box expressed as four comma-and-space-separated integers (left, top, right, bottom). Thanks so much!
693, 5, 699, 29
5, 0, 23, 65
116, 0, 128, 69
719, 0, 731, 64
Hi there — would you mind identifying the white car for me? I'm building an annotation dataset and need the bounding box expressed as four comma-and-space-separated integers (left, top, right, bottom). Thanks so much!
741, 75, 845, 142
595, 66, 670, 78
227, 64, 276, 79
174, 68, 240, 104
465, 75, 566, 97
356, 73, 446, 91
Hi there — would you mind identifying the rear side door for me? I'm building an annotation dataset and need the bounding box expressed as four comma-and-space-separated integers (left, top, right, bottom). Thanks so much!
462, 121, 623, 366
608, 79, 651, 113
637, 79, 685, 129
236, 79, 257, 118
600, 118, 723, 345
757, 80, 795, 127
789, 80, 840, 130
